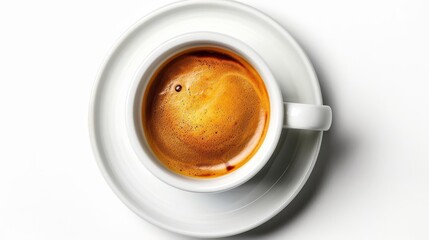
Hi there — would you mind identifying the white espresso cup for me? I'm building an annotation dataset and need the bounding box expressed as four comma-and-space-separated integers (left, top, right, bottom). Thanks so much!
126, 32, 332, 193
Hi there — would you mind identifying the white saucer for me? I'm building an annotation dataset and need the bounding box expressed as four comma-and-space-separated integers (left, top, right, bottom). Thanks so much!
89, 0, 324, 238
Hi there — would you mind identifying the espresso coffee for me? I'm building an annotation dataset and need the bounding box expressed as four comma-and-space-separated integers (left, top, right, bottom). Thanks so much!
142, 47, 270, 178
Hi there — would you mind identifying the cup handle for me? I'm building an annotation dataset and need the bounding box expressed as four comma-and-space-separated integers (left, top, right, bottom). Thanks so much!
283, 102, 332, 131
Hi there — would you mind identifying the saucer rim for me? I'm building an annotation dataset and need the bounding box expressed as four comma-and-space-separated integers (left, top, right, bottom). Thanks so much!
89, 0, 324, 238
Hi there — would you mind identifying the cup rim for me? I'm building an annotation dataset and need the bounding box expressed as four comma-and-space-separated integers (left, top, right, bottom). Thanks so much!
126, 31, 284, 193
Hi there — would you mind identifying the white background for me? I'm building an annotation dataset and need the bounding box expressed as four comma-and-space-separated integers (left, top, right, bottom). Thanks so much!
1, 0, 428, 239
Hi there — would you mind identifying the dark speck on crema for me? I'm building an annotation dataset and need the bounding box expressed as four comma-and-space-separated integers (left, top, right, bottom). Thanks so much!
175, 85, 182, 92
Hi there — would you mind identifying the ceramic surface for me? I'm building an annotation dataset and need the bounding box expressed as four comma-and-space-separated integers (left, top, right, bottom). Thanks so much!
89, 0, 324, 237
